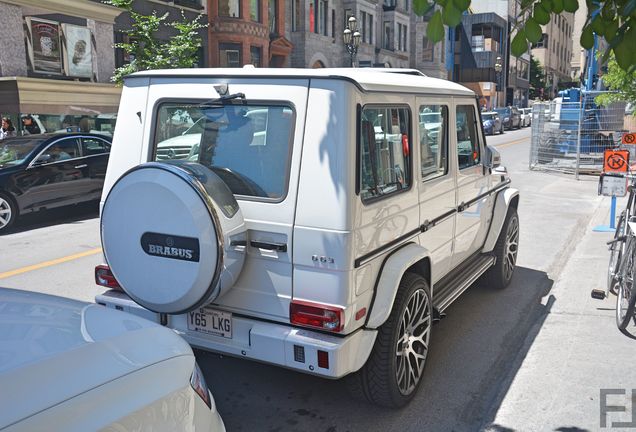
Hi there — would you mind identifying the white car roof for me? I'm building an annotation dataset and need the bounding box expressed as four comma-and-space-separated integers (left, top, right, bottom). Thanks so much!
0, 289, 191, 428
128, 67, 475, 97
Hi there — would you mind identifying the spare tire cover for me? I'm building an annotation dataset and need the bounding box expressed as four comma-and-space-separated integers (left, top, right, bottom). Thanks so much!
101, 161, 246, 314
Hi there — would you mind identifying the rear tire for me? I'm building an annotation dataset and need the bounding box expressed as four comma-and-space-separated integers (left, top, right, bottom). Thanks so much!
484, 207, 519, 289
608, 211, 627, 295
617, 240, 636, 335
0, 192, 17, 233
348, 273, 432, 407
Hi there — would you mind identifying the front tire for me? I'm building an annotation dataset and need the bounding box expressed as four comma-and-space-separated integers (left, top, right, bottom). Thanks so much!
608, 211, 627, 295
484, 207, 519, 289
349, 273, 432, 407
0, 192, 17, 233
617, 240, 636, 335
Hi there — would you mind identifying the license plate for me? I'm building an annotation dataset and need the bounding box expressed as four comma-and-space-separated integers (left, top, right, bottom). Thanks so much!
187, 307, 232, 339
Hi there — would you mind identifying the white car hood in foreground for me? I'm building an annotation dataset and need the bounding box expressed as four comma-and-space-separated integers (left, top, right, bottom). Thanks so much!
0, 288, 192, 429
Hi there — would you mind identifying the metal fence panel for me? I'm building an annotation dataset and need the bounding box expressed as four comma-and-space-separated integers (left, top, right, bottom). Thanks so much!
529, 97, 628, 177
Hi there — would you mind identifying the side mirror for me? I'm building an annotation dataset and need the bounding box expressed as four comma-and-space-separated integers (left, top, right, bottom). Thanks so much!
485, 145, 501, 169
34, 154, 52, 165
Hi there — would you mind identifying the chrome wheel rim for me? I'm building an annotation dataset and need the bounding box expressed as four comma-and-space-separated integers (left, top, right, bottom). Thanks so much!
395, 289, 431, 396
504, 215, 519, 281
0, 197, 11, 229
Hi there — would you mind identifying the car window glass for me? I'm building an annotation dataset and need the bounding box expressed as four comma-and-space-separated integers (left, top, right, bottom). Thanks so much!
154, 102, 294, 200
44, 138, 80, 162
359, 106, 411, 202
456, 105, 481, 170
82, 138, 110, 156
419, 105, 448, 181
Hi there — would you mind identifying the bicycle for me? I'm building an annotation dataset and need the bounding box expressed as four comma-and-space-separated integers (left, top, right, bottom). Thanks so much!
593, 172, 636, 337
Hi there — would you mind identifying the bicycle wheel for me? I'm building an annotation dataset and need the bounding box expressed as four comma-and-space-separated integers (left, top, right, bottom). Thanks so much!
616, 238, 636, 332
608, 210, 627, 295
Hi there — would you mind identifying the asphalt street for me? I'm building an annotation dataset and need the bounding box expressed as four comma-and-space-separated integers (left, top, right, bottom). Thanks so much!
0, 126, 630, 431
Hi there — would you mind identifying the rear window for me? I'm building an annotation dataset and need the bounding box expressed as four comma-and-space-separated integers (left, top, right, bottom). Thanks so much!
153, 102, 295, 200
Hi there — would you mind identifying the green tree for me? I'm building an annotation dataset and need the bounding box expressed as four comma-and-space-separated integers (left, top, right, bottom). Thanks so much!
413, 0, 636, 73
529, 57, 546, 100
106, 0, 207, 85
596, 53, 636, 106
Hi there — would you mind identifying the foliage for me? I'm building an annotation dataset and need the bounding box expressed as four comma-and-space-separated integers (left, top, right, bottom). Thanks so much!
596, 54, 636, 106
529, 58, 546, 100
412, 0, 636, 73
106, 0, 207, 85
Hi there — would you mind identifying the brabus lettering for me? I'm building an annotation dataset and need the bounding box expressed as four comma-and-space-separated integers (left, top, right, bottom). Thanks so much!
140, 233, 200, 262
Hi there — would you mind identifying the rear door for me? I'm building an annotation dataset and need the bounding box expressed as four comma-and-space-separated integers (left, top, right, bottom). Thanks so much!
146, 78, 309, 322
80, 136, 111, 201
451, 101, 494, 268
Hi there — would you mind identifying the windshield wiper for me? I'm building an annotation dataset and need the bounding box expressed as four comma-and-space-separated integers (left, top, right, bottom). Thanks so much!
199, 93, 246, 107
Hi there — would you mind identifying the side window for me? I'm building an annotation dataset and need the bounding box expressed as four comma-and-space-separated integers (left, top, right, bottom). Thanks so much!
455, 105, 481, 170
82, 138, 110, 156
45, 138, 80, 162
359, 106, 411, 202
419, 105, 448, 181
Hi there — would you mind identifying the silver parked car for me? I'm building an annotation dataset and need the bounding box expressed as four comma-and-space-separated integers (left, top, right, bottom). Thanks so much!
0, 288, 225, 431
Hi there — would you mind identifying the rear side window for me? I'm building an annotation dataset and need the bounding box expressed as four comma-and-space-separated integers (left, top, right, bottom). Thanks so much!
153, 102, 294, 200
359, 106, 412, 202
82, 137, 110, 156
456, 105, 481, 170
419, 105, 448, 181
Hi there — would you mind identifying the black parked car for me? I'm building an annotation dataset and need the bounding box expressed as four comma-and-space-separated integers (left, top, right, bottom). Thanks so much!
494, 106, 522, 130
0, 133, 111, 232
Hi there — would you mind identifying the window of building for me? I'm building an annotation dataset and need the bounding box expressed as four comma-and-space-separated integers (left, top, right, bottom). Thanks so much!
422, 36, 433, 61
219, 0, 240, 17
292, 0, 300, 31
332, 10, 335, 38
250, 46, 262, 67
359, 106, 412, 202
455, 105, 481, 170
361, 11, 374, 44
268, 1, 276, 35
532, 33, 548, 49
250, 0, 261, 22
383, 21, 393, 50
219, 43, 241, 67
310, 0, 328, 35
419, 105, 448, 181
397, 23, 407, 51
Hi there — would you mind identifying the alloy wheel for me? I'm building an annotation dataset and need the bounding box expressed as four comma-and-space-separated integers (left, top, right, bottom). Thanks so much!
504, 215, 519, 281
395, 288, 431, 396
0, 197, 12, 230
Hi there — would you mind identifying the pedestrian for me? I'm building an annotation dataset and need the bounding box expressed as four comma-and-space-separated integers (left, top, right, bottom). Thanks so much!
0, 118, 16, 140
21, 115, 41, 135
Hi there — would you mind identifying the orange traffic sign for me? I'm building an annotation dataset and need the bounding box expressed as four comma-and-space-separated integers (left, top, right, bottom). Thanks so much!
604, 149, 630, 173
622, 133, 636, 144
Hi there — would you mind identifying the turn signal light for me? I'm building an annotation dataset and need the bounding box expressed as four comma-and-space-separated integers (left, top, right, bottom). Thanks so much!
290, 300, 344, 332
95, 265, 122, 290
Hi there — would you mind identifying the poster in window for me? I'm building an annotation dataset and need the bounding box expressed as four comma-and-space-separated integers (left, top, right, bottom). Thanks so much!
26, 17, 63, 74
62, 24, 93, 78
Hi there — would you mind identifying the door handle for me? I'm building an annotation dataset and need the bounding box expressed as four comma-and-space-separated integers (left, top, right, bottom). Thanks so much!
74, 164, 88, 169
250, 241, 287, 252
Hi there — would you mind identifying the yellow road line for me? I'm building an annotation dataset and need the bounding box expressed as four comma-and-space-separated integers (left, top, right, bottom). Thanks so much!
495, 137, 529, 149
0, 247, 102, 280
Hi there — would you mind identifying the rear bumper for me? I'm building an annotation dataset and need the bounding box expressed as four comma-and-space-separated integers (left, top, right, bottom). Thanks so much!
96, 290, 377, 379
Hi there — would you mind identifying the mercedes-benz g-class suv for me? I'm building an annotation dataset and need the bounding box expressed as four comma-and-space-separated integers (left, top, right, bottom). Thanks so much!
95, 68, 519, 407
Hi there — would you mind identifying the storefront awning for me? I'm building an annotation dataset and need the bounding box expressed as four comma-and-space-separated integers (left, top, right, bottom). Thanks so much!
0, 77, 121, 116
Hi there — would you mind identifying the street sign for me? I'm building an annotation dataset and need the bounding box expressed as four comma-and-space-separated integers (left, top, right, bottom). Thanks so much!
599, 173, 628, 197
622, 133, 636, 145
603, 149, 630, 173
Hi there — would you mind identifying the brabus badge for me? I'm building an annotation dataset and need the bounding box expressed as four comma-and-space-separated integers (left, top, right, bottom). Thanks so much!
141, 232, 200, 262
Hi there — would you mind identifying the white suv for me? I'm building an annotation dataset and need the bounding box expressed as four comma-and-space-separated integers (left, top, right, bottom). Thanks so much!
95, 68, 520, 408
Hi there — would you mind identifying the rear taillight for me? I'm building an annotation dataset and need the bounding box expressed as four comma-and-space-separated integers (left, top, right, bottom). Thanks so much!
95, 265, 121, 290
190, 361, 211, 408
290, 300, 344, 333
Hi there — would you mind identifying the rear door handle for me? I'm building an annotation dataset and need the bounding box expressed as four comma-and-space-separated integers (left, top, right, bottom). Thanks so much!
250, 241, 287, 252
74, 164, 88, 169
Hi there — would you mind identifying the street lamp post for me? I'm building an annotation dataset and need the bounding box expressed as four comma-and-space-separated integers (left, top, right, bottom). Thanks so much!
494, 56, 503, 109
343, 16, 361, 67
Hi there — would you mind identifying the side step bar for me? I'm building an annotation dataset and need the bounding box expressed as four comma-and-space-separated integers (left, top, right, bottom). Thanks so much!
433, 254, 496, 312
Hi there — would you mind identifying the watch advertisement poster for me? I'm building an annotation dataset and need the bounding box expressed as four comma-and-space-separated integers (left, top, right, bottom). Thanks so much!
62, 24, 93, 78
27, 17, 63, 75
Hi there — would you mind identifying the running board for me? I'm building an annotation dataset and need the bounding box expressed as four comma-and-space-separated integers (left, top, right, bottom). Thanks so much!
433, 254, 496, 312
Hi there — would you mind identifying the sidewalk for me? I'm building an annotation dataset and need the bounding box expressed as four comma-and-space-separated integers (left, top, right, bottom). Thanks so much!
485, 194, 635, 431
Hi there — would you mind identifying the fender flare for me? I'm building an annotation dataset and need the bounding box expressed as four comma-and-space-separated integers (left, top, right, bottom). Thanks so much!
366, 243, 431, 329
482, 187, 519, 253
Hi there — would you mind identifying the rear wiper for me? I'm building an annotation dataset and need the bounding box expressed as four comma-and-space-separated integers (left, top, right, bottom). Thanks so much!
199, 93, 246, 107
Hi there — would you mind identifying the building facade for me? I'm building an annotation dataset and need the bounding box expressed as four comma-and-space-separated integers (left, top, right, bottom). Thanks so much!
207, 0, 292, 68
531, 11, 574, 98
0, 0, 123, 134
